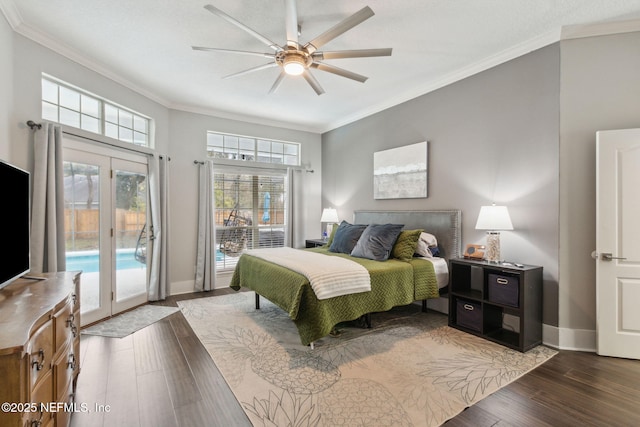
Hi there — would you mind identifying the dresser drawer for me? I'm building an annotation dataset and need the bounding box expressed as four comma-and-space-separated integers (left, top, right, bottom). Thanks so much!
54, 350, 76, 406
54, 298, 76, 352
25, 370, 53, 427
27, 320, 53, 389
55, 381, 74, 427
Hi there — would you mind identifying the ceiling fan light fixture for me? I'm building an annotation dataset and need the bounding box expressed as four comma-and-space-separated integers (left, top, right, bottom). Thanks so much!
283, 55, 306, 76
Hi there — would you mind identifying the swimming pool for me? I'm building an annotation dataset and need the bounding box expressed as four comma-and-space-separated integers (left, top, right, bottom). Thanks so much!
66, 249, 226, 273
66, 249, 144, 273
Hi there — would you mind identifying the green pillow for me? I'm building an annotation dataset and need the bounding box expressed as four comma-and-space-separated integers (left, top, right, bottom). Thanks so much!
392, 229, 423, 261
323, 223, 339, 247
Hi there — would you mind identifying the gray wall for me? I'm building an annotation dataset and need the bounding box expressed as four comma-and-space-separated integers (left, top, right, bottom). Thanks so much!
559, 30, 640, 332
168, 109, 322, 291
322, 45, 561, 327
0, 14, 12, 161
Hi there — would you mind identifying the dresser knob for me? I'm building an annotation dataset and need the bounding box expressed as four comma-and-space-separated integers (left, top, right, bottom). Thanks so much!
31, 349, 45, 371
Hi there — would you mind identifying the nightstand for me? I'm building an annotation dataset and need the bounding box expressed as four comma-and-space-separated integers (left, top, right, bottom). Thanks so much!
305, 238, 327, 248
448, 258, 543, 352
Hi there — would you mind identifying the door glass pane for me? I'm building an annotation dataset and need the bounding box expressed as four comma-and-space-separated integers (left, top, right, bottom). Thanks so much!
114, 169, 147, 302
63, 161, 101, 313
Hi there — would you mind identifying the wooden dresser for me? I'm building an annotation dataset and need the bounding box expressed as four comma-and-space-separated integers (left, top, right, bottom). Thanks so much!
0, 272, 81, 427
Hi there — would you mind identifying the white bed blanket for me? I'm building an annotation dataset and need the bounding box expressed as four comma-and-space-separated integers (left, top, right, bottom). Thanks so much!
421, 257, 450, 289
245, 247, 371, 300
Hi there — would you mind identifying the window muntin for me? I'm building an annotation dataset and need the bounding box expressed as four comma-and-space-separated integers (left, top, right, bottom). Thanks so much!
214, 170, 287, 271
207, 132, 300, 166
41, 77, 151, 148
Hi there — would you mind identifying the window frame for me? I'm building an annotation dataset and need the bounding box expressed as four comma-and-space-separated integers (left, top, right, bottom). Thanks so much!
41, 75, 153, 148
213, 164, 289, 271
206, 131, 300, 167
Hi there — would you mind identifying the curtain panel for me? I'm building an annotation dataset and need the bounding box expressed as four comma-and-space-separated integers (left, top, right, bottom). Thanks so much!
195, 161, 216, 291
148, 155, 171, 301
31, 123, 66, 273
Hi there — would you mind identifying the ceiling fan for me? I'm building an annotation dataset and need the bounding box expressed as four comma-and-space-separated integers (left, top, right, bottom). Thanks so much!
192, 1, 392, 95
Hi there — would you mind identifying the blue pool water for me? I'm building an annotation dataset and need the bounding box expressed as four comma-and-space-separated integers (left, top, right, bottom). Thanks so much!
66, 250, 225, 273
66, 250, 143, 273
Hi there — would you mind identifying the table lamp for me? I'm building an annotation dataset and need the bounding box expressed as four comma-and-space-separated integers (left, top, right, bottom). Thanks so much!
475, 204, 513, 263
320, 208, 339, 240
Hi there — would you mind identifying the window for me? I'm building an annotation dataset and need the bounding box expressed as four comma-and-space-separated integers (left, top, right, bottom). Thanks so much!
214, 168, 288, 271
207, 132, 300, 166
41, 76, 151, 148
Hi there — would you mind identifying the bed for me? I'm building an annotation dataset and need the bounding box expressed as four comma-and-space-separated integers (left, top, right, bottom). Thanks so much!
229, 210, 461, 345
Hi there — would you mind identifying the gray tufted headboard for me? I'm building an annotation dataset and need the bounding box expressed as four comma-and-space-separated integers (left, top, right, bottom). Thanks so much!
353, 210, 462, 260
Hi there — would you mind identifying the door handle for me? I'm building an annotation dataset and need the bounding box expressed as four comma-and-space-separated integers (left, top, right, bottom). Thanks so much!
601, 253, 627, 261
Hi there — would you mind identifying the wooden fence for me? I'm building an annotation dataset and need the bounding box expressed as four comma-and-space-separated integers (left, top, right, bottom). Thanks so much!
64, 209, 146, 239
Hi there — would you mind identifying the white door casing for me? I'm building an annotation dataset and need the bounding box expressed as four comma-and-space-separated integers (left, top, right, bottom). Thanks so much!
596, 128, 640, 359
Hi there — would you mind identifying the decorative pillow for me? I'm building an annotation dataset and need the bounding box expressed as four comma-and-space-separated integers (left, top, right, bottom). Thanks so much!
415, 239, 432, 257
415, 232, 439, 258
392, 229, 423, 261
350, 223, 404, 261
329, 221, 367, 254
323, 223, 339, 248
420, 232, 438, 247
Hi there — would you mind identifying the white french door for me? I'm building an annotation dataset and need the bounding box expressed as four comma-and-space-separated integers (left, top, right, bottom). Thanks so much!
63, 142, 149, 326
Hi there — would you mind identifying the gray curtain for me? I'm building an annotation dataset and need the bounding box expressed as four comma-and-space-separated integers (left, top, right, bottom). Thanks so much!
286, 167, 304, 248
194, 161, 215, 291
31, 123, 65, 273
148, 155, 170, 301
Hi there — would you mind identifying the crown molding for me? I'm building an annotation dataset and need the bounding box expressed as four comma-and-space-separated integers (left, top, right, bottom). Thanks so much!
168, 101, 324, 134
0, 0, 22, 29
2, 0, 173, 110
562, 17, 640, 40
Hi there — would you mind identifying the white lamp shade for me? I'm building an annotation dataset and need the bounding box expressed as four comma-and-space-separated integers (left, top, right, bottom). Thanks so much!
320, 208, 339, 223
475, 205, 513, 231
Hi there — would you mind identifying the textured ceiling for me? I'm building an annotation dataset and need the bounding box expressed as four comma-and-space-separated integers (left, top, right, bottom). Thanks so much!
3, 0, 640, 132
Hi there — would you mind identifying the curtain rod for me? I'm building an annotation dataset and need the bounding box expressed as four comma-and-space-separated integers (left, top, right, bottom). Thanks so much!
26, 120, 42, 130
193, 159, 313, 173
26, 120, 155, 158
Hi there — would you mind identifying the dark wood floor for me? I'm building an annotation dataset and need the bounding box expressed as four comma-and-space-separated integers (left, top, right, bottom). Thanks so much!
71, 289, 640, 427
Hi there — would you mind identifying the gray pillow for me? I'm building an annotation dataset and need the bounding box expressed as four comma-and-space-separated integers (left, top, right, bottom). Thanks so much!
329, 221, 367, 254
350, 224, 404, 261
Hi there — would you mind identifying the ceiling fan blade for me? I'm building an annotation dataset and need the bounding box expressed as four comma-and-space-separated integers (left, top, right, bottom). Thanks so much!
310, 62, 368, 83
268, 71, 286, 94
304, 6, 375, 54
302, 70, 325, 95
203, 4, 282, 52
284, 0, 299, 47
223, 62, 278, 79
192, 46, 275, 59
313, 48, 392, 60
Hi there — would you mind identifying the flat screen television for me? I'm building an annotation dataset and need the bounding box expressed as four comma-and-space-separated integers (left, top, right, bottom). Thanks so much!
0, 160, 30, 289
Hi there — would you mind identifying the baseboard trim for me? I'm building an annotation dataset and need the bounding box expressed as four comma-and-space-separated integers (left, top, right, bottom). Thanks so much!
543, 323, 596, 352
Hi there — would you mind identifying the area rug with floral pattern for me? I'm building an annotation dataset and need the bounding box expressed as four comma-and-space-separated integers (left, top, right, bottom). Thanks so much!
178, 292, 556, 426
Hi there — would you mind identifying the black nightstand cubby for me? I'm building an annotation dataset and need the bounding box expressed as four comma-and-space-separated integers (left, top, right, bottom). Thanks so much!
448, 258, 543, 352
305, 239, 327, 248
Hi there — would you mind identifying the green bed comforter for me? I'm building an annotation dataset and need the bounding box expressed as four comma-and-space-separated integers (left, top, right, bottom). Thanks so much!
229, 247, 440, 345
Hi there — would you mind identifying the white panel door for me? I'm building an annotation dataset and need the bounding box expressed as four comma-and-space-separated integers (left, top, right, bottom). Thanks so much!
596, 128, 640, 359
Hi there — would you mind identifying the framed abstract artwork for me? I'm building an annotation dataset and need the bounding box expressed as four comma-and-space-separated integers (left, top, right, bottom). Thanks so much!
373, 141, 428, 199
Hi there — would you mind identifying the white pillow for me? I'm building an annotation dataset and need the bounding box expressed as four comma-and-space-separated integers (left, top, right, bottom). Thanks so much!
415, 239, 433, 258
419, 232, 438, 247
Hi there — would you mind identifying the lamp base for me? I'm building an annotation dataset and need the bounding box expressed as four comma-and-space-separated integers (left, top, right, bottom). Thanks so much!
485, 231, 501, 263
324, 223, 334, 241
